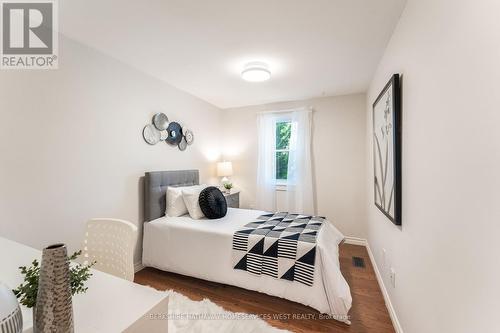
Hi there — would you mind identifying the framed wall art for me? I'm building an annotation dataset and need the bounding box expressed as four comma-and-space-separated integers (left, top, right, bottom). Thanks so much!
372, 74, 402, 226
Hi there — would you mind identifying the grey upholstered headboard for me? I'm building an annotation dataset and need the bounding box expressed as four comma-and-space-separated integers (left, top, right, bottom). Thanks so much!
144, 170, 199, 222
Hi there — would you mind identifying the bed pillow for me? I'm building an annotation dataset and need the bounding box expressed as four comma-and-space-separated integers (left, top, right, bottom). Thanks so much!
166, 185, 196, 217
198, 187, 227, 219
182, 185, 208, 219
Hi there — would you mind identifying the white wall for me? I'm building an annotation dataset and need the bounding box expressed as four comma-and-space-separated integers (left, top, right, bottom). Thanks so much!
0, 35, 223, 265
223, 94, 367, 238
366, 0, 500, 332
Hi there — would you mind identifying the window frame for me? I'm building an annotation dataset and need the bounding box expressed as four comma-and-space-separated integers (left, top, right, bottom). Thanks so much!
273, 117, 292, 184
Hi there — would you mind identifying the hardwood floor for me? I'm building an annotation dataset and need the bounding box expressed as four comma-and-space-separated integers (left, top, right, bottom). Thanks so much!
134, 244, 395, 333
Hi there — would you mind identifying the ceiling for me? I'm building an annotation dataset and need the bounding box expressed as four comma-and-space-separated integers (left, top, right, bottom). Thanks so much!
59, 0, 406, 109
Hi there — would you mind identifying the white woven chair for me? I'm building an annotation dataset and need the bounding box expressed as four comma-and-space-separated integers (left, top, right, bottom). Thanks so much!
82, 218, 138, 281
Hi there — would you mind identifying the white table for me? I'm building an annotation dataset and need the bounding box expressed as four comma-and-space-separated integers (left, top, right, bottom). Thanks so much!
0, 237, 168, 332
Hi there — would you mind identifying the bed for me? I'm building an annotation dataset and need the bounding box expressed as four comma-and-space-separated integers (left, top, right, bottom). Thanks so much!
142, 170, 352, 323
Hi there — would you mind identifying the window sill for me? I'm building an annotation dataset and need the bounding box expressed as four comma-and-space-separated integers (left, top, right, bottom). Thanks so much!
275, 184, 288, 192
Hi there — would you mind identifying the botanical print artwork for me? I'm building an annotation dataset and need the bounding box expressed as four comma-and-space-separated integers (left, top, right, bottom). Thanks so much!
373, 74, 401, 225
373, 89, 395, 218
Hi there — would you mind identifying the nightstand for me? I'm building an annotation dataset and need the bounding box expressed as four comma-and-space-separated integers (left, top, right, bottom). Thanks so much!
223, 190, 240, 208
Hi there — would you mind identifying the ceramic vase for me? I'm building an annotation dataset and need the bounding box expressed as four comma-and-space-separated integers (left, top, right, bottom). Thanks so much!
34, 244, 73, 333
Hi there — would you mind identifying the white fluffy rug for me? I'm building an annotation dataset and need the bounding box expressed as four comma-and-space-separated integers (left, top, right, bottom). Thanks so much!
166, 290, 289, 333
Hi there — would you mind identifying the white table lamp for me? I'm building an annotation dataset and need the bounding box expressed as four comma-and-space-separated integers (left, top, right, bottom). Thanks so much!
217, 161, 233, 184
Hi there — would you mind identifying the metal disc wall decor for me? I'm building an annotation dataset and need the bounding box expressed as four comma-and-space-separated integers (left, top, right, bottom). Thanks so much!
166, 122, 182, 145
153, 113, 169, 131
178, 137, 188, 151
142, 114, 193, 151
143, 124, 161, 145
159, 130, 168, 141
183, 128, 194, 145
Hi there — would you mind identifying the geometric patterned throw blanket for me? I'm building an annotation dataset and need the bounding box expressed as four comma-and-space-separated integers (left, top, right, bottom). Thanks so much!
232, 212, 325, 286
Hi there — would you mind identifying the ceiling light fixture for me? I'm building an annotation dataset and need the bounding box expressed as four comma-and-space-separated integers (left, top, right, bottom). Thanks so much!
241, 62, 271, 82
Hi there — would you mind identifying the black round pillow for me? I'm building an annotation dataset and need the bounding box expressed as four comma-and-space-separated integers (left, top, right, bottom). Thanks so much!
198, 186, 227, 219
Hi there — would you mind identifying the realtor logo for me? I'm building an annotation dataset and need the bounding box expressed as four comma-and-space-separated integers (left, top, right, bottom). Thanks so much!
1, 0, 58, 69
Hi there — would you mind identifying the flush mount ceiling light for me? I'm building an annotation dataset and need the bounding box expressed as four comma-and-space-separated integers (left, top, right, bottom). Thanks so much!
241, 62, 271, 82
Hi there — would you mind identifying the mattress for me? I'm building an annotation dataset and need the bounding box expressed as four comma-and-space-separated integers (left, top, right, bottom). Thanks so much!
142, 208, 352, 323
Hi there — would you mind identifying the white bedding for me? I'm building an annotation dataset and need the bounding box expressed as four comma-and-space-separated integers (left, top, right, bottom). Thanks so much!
142, 208, 352, 323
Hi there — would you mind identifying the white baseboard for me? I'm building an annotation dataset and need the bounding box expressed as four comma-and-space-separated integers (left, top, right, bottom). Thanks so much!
365, 242, 403, 333
134, 262, 144, 273
344, 237, 403, 333
344, 236, 368, 246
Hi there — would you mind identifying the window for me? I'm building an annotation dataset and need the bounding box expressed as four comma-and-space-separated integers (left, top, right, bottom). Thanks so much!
275, 120, 291, 181
257, 109, 313, 212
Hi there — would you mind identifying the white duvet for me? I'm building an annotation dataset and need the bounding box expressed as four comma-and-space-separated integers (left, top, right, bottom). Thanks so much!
142, 208, 352, 323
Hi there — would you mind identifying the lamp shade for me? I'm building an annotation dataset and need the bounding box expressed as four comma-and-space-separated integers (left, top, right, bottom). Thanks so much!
217, 161, 233, 177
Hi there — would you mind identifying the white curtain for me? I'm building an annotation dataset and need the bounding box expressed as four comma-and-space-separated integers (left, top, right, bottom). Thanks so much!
256, 113, 277, 211
256, 108, 315, 214
287, 109, 315, 215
